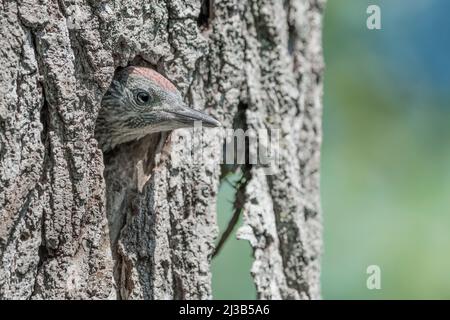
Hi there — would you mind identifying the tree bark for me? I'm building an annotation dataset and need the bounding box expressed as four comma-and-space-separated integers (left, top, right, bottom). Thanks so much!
0, 0, 325, 299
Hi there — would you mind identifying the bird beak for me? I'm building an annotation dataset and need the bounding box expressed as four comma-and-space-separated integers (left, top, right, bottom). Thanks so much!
170, 104, 221, 128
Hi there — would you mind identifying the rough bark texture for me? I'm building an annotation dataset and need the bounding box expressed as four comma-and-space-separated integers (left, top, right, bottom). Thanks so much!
0, 0, 325, 299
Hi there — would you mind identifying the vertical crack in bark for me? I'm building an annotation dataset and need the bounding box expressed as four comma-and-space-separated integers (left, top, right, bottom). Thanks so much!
30, 109, 50, 298
213, 101, 252, 258
212, 166, 249, 258
0, 191, 33, 263
197, 0, 214, 29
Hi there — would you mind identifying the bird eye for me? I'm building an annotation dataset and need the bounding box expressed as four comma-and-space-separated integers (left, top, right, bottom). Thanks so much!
136, 91, 150, 105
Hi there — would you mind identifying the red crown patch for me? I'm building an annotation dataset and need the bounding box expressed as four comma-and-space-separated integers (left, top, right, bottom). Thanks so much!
126, 66, 178, 94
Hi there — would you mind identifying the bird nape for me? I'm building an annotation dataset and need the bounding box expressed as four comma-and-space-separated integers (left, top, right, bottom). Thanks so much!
95, 66, 221, 152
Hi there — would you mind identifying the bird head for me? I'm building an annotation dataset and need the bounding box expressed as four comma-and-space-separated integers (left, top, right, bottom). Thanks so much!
96, 66, 221, 151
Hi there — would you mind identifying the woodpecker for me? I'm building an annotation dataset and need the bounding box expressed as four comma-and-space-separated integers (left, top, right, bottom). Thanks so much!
95, 66, 220, 152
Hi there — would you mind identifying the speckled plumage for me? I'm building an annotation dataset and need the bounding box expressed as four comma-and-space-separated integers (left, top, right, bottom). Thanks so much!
95, 67, 220, 152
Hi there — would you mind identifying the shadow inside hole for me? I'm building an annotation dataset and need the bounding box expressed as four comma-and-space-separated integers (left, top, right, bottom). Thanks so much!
102, 133, 167, 299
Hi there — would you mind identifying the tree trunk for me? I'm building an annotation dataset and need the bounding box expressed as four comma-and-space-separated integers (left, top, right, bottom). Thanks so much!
0, 0, 325, 300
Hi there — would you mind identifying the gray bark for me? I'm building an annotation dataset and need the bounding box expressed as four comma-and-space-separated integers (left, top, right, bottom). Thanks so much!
0, 0, 325, 300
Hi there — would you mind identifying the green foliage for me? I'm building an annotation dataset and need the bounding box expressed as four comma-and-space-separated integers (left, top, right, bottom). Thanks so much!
322, 0, 450, 299
212, 173, 256, 299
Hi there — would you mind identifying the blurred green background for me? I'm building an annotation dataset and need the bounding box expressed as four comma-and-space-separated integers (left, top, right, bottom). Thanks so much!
212, 0, 450, 299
